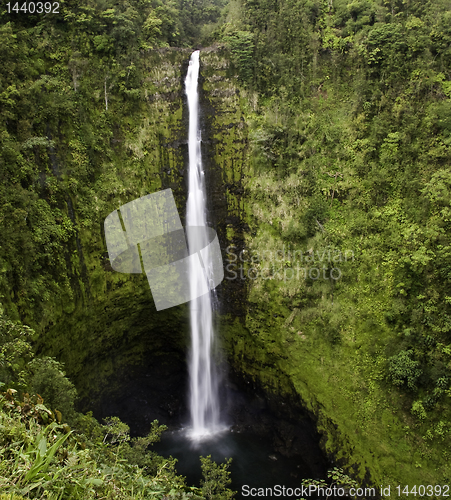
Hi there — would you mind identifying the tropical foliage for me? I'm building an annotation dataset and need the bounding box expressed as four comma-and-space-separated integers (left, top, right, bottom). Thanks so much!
1, 0, 451, 493
0, 307, 234, 499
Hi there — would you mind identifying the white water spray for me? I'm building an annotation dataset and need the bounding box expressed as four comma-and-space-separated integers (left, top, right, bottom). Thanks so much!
185, 50, 221, 440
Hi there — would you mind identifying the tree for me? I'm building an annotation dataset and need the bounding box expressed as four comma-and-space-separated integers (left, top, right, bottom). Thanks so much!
142, 11, 163, 48
0, 306, 33, 390
28, 357, 78, 424
200, 455, 235, 500
388, 350, 422, 391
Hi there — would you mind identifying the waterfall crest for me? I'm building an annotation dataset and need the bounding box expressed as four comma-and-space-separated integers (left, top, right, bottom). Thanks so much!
185, 50, 222, 440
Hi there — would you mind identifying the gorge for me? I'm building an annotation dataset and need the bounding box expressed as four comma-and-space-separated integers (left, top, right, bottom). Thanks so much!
1, 1, 451, 497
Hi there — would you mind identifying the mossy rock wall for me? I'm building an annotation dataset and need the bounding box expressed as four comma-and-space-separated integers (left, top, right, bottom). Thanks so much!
6, 46, 249, 411
2, 42, 447, 491
200, 49, 448, 490
2, 49, 193, 402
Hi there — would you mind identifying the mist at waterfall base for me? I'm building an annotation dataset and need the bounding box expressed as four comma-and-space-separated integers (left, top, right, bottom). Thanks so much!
153, 426, 317, 499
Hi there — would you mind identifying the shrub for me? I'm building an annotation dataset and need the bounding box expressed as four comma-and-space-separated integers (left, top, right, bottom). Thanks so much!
28, 357, 78, 424
0, 306, 33, 390
388, 350, 422, 391
411, 400, 427, 420
200, 455, 235, 500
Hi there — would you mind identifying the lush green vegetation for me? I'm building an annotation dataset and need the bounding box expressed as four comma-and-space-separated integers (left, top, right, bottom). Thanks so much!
218, 0, 451, 488
0, 3, 235, 497
0, 306, 237, 499
1, 0, 451, 495
0, 0, 228, 327
1, 0, 227, 48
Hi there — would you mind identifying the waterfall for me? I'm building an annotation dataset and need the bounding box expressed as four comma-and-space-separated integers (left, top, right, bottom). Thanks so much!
185, 50, 221, 439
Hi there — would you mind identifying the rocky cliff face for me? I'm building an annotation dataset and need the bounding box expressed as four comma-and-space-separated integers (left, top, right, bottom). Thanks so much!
33, 48, 193, 409
23, 46, 249, 432
5, 45, 436, 489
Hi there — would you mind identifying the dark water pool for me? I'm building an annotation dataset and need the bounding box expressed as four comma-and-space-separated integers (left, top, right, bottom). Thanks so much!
153, 427, 321, 499
91, 359, 329, 497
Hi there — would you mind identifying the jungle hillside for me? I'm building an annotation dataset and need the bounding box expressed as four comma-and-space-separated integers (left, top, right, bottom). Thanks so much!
1, 0, 451, 498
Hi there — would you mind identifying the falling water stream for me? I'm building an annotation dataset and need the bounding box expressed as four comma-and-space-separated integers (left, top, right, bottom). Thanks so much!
185, 50, 222, 440
147, 50, 328, 496
96, 50, 328, 496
